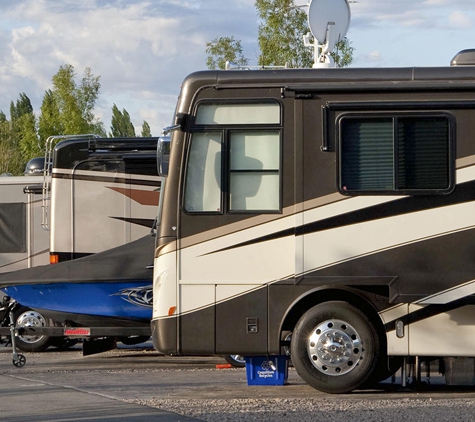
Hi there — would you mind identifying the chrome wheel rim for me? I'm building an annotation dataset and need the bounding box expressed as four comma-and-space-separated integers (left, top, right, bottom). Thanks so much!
16, 310, 47, 344
307, 319, 363, 376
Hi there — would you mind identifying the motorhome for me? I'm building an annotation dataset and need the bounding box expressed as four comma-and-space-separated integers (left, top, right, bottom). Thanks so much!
151, 49, 475, 393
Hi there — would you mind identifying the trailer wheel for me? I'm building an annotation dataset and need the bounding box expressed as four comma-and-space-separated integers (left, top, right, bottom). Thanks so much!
14, 307, 51, 352
291, 301, 380, 394
50, 337, 80, 350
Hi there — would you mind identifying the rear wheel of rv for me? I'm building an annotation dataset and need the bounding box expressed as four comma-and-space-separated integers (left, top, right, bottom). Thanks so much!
290, 301, 380, 394
13, 307, 52, 352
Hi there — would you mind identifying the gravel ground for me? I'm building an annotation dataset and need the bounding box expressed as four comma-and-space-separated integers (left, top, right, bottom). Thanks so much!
128, 397, 475, 422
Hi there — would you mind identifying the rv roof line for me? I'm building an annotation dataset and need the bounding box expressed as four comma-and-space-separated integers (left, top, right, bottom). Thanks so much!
225, 61, 290, 71
451, 49, 475, 66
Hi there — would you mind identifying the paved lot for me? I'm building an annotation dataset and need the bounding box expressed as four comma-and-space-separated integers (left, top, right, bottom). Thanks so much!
2, 342, 475, 422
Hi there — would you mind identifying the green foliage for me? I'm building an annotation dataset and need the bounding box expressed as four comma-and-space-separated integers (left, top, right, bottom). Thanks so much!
38, 90, 62, 144
331, 38, 354, 68
18, 112, 42, 160
141, 121, 152, 137
206, 36, 249, 70
205, 1, 355, 70
49, 64, 104, 136
110, 104, 136, 137
0, 63, 162, 174
256, 0, 312, 68
0, 118, 23, 175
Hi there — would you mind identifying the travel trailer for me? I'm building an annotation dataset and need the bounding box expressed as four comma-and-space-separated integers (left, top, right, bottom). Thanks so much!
1, 136, 162, 352
0, 171, 49, 274
151, 49, 475, 393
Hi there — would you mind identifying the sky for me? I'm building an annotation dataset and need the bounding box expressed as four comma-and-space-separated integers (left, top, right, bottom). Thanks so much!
0, 0, 475, 136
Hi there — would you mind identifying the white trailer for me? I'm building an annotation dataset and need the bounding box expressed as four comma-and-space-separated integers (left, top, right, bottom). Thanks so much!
0, 174, 49, 274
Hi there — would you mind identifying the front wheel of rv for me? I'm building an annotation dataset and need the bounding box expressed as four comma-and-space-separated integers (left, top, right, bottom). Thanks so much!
14, 307, 52, 352
290, 301, 380, 394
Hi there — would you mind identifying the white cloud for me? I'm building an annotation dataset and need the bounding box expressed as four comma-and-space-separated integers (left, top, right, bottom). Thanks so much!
0, 0, 257, 134
1, 0, 475, 134
449, 11, 473, 29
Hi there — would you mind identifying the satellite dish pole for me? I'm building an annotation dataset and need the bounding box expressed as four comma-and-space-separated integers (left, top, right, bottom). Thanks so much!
304, 0, 351, 68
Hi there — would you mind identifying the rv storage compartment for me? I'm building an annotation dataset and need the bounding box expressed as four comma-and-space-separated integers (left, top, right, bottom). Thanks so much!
444, 357, 475, 386
245, 356, 289, 386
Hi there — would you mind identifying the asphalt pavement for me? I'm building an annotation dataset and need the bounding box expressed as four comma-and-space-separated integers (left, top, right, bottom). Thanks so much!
2, 342, 475, 422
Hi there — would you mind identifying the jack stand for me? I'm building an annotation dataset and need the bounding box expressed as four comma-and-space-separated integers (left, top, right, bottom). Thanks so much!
8, 302, 26, 367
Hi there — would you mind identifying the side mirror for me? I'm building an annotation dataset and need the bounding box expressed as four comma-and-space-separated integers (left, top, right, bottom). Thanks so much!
157, 136, 170, 176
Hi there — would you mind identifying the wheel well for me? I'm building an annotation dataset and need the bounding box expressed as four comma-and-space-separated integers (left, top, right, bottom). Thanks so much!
281, 288, 387, 349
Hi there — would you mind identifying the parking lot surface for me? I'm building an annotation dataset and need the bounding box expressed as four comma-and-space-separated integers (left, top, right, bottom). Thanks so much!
2, 342, 475, 421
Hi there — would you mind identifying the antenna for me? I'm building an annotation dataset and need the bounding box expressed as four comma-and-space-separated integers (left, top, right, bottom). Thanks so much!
305, 0, 351, 68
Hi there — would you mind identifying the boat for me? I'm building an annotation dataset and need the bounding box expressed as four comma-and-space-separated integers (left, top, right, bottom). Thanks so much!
0, 235, 154, 332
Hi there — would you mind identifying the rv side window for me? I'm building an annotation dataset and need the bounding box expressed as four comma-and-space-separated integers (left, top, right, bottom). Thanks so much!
184, 101, 282, 213
196, 103, 280, 125
229, 131, 280, 211
339, 115, 452, 194
75, 160, 124, 173
0, 203, 26, 253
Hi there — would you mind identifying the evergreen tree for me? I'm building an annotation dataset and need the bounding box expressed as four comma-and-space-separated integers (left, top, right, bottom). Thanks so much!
141, 121, 152, 137
110, 104, 136, 137
38, 89, 63, 144
18, 112, 41, 160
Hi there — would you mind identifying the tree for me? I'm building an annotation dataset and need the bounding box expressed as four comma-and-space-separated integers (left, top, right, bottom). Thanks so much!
110, 104, 136, 137
38, 90, 62, 143
10, 93, 33, 121
39, 64, 105, 142
330, 38, 354, 68
207, 1, 354, 69
141, 121, 152, 137
206, 36, 249, 70
17, 112, 41, 161
7, 93, 39, 173
256, 0, 312, 68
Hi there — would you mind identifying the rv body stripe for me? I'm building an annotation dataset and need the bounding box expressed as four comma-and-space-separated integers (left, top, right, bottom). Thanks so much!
204, 179, 475, 256
52, 171, 160, 187
106, 187, 160, 206
111, 217, 155, 228
383, 297, 475, 333
416, 278, 475, 305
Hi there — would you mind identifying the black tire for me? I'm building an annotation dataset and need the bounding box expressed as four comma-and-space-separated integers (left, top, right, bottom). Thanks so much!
290, 301, 381, 394
223, 354, 246, 368
14, 306, 51, 352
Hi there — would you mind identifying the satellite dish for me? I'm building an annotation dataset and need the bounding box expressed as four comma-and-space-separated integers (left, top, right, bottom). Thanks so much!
308, 0, 351, 54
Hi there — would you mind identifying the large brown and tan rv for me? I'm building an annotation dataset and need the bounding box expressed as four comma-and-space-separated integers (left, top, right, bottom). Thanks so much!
151, 49, 475, 393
